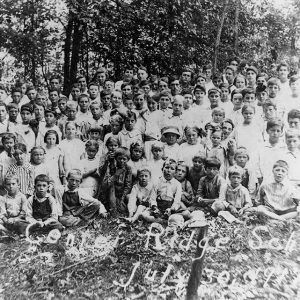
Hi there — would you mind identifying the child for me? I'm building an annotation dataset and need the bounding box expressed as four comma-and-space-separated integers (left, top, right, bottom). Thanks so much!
187, 153, 207, 195
77, 94, 92, 123
7, 103, 20, 133
148, 141, 164, 184
152, 159, 190, 224
211, 165, 252, 216
283, 129, 300, 188
80, 140, 100, 197
0, 133, 16, 191
288, 109, 300, 130
26, 174, 64, 232
16, 104, 36, 151
60, 121, 85, 174
253, 160, 299, 221
6, 143, 34, 197
256, 118, 287, 184
261, 100, 277, 141
219, 83, 233, 115
90, 101, 106, 129
58, 96, 68, 117
133, 90, 147, 116
205, 129, 234, 178
195, 158, 226, 209
44, 130, 65, 186
127, 141, 147, 181
99, 147, 132, 216
58, 169, 106, 227
0, 175, 28, 234
48, 88, 60, 113
233, 147, 257, 200
30, 146, 50, 178
175, 162, 194, 209
100, 90, 112, 112
228, 89, 244, 127
69, 83, 81, 102
161, 126, 181, 161
204, 108, 225, 142
88, 82, 100, 102
103, 114, 124, 147
179, 126, 205, 167
117, 111, 142, 149
158, 90, 172, 118
232, 104, 264, 155
127, 167, 157, 222
0, 102, 9, 134
233, 74, 246, 90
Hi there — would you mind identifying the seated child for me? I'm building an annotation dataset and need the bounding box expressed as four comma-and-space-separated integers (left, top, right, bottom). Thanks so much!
251, 160, 299, 221
26, 174, 64, 232
187, 153, 206, 195
211, 165, 252, 216
196, 157, 226, 208
127, 166, 157, 222
59, 169, 107, 227
0, 175, 28, 234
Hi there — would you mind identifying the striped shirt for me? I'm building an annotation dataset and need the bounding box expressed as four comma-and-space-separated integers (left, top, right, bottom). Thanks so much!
6, 163, 35, 195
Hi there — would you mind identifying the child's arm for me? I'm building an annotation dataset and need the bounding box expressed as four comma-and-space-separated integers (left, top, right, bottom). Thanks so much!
43, 197, 59, 225
0, 198, 8, 223
121, 167, 133, 201
181, 180, 194, 206
19, 194, 28, 218
127, 185, 138, 217
170, 181, 182, 211
59, 152, 66, 184
26, 197, 40, 224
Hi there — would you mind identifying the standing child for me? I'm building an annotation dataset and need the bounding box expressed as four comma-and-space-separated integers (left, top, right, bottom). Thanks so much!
6, 143, 34, 197
0, 175, 28, 234
44, 130, 65, 186
175, 162, 194, 209
103, 114, 124, 147
80, 140, 100, 197
148, 141, 164, 185
60, 121, 85, 174
30, 146, 50, 178
26, 174, 64, 232
211, 165, 252, 216
127, 167, 156, 222
187, 153, 207, 195
127, 141, 147, 182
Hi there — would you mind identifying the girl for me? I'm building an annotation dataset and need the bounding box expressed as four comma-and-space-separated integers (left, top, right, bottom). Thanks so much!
179, 126, 205, 167
175, 162, 194, 209
127, 141, 147, 182
80, 140, 100, 197
233, 75, 246, 89
232, 104, 264, 157
6, 143, 34, 197
148, 141, 164, 185
228, 89, 244, 127
59, 121, 85, 174
44, 130, 65, 186
30, 146, 50, 178
103, 114, 124, 147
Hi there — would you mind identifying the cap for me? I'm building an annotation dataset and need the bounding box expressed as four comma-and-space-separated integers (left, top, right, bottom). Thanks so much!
161, 126, 180, 137
246, 66, 258, 75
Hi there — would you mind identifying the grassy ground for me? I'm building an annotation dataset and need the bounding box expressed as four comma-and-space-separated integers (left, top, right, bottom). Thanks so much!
0, 214, 299, 300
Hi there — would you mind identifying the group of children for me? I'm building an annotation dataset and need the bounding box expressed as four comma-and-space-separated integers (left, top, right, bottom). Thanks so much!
0, 59, 300, 235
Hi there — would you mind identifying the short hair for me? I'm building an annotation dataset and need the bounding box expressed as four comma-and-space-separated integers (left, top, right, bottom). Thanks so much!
115, 147, 130, 160
78, 94, 90, 102
100, 89, 111, 98
288, 109, 300, 120
233, 75, 246, 86
192, 152, 206, 162
241, 104, 255, 114
277, 61, 289, 72
58, 96, 68, 103
0, 84, 8, 93
34, 100, 46, 110
162, 158, 177, 169
222, 118, 235, 130
139, 79, 150, 87
88, 81, 99, 89
4, 174, 19, 184
231, 89, 243, 100
285, 128, 300, 139
7, 103, 19, 111
263, 100, 277, 110
44, 109, 57, 118
266, 118, 284, 131
133, 90, 145, 101
66, 101, 78, 110
138, 65, 147, 73
14, 143, 27, 153
228, 165, 244, 177
256, 84, 268, 95
0, 102, 7, 111
124, 110, 137, 121
11, 87, 22, 94
267, 77, 280, 87
109, 114, 124, 125
85, 139, 100, 150
137, 166, 151, 178
105, 136, 120, 147
234, 146, 249, 160
88, 125, 103, 134
34, 174, 51, 185
20, 104, 33, 113
44, 130, 59, 144
219, 82, 230, 90
50, 74, 61, 83
289, 75, 299, 85
26, 86, 36, 94
225, 65, 236, 75
151, 141, 164, 151
208, 88, 221, 96
67, 169, 83, 179
2, 132, 16, 144
212, 107, 225, 117
241, 88, 255, 97
205, 157, 221, 169
49, 87, 60, 95
181, 88, 193, 96
193, 85, 206, 94
158, 90, 172, 99
273, 160, 289, 171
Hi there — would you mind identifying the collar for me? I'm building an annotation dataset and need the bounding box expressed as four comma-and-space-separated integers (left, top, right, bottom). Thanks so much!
34, 193, 50, 201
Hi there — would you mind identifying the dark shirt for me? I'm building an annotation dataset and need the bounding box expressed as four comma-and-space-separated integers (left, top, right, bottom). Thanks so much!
196, 174, 226, 200
32, 196, 52, 221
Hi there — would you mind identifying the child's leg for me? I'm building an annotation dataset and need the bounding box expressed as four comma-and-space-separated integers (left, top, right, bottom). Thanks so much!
0, 222, 8, 233
78, 202, 101, 221
211, 200, 226, 214
141, 210, 156, 223
128, 205, 147, 222
256, 205, 285, 221
44, 220, 64, 232
12, 218, 30, 235
280, 211, 298, 220
59, 212, 82, 227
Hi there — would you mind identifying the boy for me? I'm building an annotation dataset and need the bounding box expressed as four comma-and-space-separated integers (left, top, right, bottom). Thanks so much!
256, 118, 287, 184
288, 109, 300, 130
219, 83, 233, 115
253, 160, 299, 221
59, 169, 107, 227
69, 83, 81, 102
161, 126, 181, 161
187, 153, 207, 194
7, 103, 20, 132
0, 102, 9, 134
158, 90, 172, 118
211, 165, 252, 216
195, 158, 226, 209
127, 167, 156, 222
58, 96, 68, 118
100, 90, 112, 112
49, 88, 60, 113
77, 94, 92, 123
0, 175, 28, 234
27, 174, 64, 232
88, 82, 100, 102
89, 101, 106, 129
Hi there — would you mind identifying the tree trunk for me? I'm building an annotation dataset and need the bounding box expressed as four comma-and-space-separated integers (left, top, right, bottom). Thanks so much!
213, 0, 229, 73
234, 0, 240, 55
63, 15, 73, 95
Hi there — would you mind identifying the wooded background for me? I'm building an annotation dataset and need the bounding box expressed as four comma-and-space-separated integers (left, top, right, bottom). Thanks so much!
0, 0, 299, 94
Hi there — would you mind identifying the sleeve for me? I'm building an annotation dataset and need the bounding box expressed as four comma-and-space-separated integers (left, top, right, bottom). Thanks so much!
181, 180, 194, 206
195, 178, 205, 199
44, 196, 59, 224
219, 184, 227, 203
243, 188, 252, 209
127, 185, 138, 215
148, 186, 157, 207
0, 197, 7, 221
171, 180, 182, 209
19, 194, 28, 218
26, 197, 36, 223
121, 166, 133, 200
78, 189, 107, 214
248, 168, 258, 198
256, 185, 266, 206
